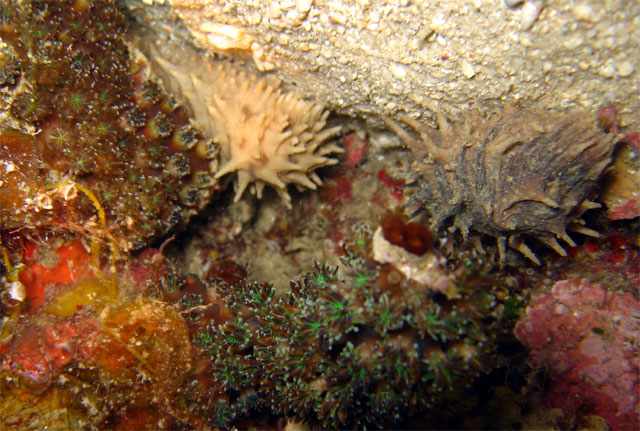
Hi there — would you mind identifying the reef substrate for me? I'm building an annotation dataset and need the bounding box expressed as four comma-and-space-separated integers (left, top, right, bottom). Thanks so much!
0, 0, 220, 251
1, 0, 639, 430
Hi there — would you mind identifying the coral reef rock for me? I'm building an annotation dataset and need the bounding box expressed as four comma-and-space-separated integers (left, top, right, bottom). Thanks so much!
515, 278, 640, 431
602, 135, 640, 220
167, 0, 639, 130
142, 38, 343, 208
0, 238, 207, 430
385, 107, 616, 264
0, 0, 219, 250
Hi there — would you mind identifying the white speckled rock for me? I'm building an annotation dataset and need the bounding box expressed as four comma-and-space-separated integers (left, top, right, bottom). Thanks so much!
131, 0, 639, 129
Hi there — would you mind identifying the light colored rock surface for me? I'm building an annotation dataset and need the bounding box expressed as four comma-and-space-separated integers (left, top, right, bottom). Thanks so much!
164, 0, 639, 129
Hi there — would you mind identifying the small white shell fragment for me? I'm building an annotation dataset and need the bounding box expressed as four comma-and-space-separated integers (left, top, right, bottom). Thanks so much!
34, 194, 53, 210
572, 3, 599, 22
520, 0, 545, 30
460, 59, 476, 78
296, 0, 312, 13
371, 227, 459, 298
8, 281, 26, 302
60, 183, 78, 201
199, 22, 253, 50
600, 64, 616, 78
4, 161, 16, 173
389, 62, 408, 80
617, 61, 635, 77
370, 132, 403, 150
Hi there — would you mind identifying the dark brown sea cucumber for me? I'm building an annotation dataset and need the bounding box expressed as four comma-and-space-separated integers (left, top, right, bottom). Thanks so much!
384, 106, 616, 264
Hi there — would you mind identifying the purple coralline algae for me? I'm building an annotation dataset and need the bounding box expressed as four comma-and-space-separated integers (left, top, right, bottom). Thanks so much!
515, 278, 639, 430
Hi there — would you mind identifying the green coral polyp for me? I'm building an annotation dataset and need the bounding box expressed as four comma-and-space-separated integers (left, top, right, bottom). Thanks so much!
201, 231, 507, 428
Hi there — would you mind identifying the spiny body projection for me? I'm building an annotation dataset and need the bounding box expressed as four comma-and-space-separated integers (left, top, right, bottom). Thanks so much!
384, 107, 615, 264
148, 48, 343, 208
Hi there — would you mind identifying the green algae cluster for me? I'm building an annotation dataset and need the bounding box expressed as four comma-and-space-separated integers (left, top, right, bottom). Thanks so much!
197, 228, 508, 428
0, 0, 218, 250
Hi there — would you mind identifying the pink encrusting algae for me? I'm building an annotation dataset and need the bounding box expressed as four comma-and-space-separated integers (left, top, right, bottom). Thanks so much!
515, 278, 639, 430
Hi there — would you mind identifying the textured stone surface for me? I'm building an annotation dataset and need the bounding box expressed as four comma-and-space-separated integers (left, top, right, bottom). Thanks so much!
163, 0, 639, 129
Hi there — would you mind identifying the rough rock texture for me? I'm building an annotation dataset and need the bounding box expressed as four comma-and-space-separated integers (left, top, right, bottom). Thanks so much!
167, 0, 639, 129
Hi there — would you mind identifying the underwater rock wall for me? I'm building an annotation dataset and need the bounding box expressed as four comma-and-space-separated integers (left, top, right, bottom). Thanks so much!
167, 0, 639, 129
0, 1, 638, 430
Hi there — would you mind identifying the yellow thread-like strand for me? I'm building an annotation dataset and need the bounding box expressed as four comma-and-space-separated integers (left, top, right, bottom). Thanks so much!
0, 245, 11, 273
